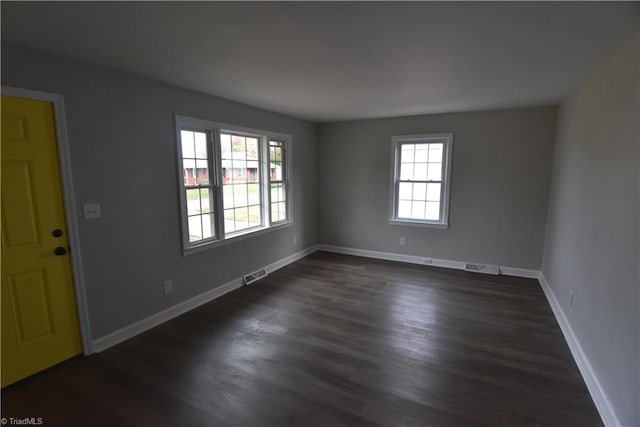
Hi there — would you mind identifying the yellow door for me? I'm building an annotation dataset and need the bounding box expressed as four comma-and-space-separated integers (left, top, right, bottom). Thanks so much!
1, 95, 82, 387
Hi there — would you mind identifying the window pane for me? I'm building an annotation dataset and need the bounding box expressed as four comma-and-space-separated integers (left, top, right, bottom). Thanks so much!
233, 207, 249, 231
426, 202, 440, 220
234, 185, 248, 205
231, 135, 245, 156
196, 159, 209, 185
186, 189, 200, 215
428, 144, 443, 162
188, 215, 202, 242
413, 183, 426, 201
426, 183, 441, 202
398, 183, 412, 200
246, 137, 259, 160
194, 132, 207, 159
274, 147, 283, 162
248, 205, 261, 227
223, 185, 234, 209
224, 209, 236, 233
247, 160, 258, 178
415, 144, 428, 162
400, 163, 413, 180
274, 163, 283, 181
202, 213, 214, 239
183, 159, 196, 186
401, 144, 415, 163
181, 130, 195, 158
248, 166, 258, 182
411, 201, 425, 218
414, 163, 428, 181
271, 184, 279, 203
269, 141, 284, 163
248, 183, 260, 205
271, 202, 286, 222
231, 160, 245, 183
200, 188, 211, 213
427, 163, 442, 181
398, 200, 411, 218
271, 203, 279, 222
220, 133, 232, 159
278, 184, 286, 202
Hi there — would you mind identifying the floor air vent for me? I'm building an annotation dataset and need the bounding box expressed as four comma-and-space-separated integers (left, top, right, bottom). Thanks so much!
243, 269, 267, 285
464, 263, 499, 275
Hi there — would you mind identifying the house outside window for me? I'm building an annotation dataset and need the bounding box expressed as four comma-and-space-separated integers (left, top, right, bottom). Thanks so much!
390, 133, 453, 228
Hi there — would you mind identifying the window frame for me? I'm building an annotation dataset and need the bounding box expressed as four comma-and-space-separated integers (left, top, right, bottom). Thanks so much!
389, 133, 453, 229
175, 115, 293, 255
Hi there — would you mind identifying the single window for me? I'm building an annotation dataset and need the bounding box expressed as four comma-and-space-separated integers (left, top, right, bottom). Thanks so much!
390, 133, 453, 228
180, 129, 216, 243
221, 133, 261, 234
176, 116, 293, 254
269, 140, 288, 223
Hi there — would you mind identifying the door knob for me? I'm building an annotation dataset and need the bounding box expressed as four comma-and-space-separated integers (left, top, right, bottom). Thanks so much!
52, 229, 64, 238
54, 247, 67, 256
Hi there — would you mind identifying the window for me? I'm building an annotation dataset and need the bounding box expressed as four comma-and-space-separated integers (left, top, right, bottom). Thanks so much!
176, 116, 292, 254
269, 140, 287, 223
180, 130, 215, 243
220, 133, 261, 234
390, 133, 453, 228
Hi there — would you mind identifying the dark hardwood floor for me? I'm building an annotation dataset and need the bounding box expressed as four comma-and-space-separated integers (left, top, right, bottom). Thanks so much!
2, 251, 601, 426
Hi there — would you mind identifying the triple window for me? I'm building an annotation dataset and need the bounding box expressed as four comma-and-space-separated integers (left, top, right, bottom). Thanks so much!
176, 116, 292, 254
390, 133, 453, 228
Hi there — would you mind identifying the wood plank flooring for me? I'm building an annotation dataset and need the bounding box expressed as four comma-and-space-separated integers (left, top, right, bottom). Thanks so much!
1, 251, 602, 426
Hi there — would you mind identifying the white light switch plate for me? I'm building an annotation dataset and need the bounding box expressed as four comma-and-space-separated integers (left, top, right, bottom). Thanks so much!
83, 203, 101, 219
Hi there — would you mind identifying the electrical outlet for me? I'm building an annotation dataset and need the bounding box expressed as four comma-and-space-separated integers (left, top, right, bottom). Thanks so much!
400, 236, 406, 246
163, 280, 173, 295
569, 290, 574, 307
423, 258, 433, 265
293, 235, 297, 245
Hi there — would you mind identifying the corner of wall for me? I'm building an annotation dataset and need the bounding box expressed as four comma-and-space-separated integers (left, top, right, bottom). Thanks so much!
537, 273, 621, 427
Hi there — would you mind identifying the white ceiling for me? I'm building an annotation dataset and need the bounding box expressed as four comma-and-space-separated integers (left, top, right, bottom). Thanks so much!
1, 2, 638, 122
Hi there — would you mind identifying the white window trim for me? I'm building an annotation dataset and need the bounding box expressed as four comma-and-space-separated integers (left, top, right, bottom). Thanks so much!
175, 115, 293, 256
389, 132, 453, 229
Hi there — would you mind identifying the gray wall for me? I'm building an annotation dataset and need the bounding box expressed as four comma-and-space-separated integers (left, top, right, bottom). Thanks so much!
542, 36, 639, 427
1, 43, 318, 339
317, 107, 557, 270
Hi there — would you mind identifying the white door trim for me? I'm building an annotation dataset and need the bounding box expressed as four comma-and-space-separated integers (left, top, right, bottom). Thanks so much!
2, 85, 94, 354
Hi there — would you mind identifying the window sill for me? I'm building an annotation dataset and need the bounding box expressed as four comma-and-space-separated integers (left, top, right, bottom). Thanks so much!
389, 219, 449, 229
183, 220, 294, 256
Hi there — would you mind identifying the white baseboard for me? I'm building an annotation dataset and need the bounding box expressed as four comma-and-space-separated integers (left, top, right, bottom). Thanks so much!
92, 245, 318, 353
498, 266, 540, 279
265, 245, 318, 273
317, 244, 465, 269
538, 273, 620, 427
316, 244, 539, 279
